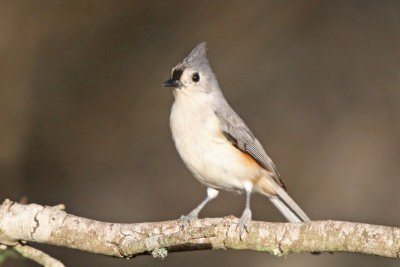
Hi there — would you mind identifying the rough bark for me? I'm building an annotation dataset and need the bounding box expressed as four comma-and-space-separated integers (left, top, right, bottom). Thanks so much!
0, 199, 399, 266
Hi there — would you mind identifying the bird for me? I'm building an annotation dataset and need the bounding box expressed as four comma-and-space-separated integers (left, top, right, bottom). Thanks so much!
163, 42, 311, 233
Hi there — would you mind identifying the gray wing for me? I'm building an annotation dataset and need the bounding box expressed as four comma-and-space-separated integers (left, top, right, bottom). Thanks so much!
215, 109, 286, 190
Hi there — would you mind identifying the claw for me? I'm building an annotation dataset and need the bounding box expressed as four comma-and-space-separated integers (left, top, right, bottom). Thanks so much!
237, 208, 252, 239
180, 212, 198, 228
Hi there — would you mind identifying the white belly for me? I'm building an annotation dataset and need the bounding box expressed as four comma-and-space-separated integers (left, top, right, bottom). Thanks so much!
170, 96, 263, 192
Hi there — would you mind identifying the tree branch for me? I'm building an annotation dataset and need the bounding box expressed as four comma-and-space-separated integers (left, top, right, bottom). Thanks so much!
13, 243, 65, 267
0, 199, 399, 266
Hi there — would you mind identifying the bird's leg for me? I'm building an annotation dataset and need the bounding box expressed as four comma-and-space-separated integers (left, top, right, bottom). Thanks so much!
238, 182, 253, 236
180, 187, 219, 226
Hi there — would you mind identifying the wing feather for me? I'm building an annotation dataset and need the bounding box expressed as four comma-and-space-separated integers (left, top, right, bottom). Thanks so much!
215, 110, 286, 190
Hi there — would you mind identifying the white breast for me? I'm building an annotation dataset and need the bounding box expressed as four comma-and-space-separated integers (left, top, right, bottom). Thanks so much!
170, 91, 263, 192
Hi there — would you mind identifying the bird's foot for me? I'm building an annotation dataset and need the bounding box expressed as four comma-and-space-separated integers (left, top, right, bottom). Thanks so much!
180, 211, 198, 228
237, 208, 252, 239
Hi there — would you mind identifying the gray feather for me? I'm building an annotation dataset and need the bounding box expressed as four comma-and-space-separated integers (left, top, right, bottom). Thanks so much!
214, 108, 286, 189
182, 42, 208, 66
269, 185, 310, 222
174, 42, 210, 73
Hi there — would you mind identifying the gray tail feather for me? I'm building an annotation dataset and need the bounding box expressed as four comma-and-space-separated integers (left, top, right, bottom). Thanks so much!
269, 186, 310, 222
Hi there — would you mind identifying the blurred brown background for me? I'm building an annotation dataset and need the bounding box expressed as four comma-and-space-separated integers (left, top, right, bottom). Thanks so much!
1, 0, 400, 266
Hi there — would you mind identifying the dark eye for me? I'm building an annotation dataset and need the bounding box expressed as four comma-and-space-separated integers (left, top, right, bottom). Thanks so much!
192, 72, 200, 82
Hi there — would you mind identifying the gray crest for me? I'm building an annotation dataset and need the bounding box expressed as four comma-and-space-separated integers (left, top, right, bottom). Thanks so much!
181, 42, 209, 69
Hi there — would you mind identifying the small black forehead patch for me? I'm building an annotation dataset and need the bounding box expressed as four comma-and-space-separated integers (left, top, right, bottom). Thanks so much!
172, 68, 184, 81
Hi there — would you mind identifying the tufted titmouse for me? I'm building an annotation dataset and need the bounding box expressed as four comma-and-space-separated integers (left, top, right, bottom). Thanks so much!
163, 42, 311, 231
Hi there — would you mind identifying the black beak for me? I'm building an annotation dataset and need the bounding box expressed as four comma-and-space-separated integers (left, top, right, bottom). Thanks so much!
162, 78, 179, 88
